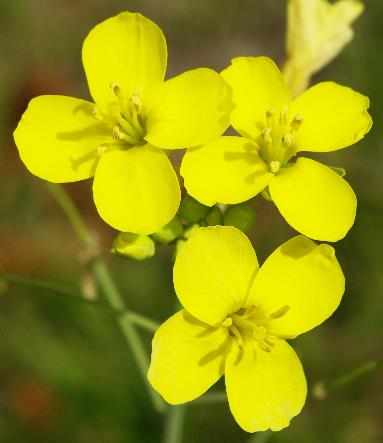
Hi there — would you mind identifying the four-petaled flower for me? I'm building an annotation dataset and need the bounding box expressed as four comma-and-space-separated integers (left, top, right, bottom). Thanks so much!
181, 56, 372, 241
14, 11, 232, 234
148, 226, 345, 432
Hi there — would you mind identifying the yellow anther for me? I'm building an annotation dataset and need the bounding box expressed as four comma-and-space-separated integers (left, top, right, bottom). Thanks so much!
97, 145, 107, 156
92, 107, 103, 121
266, 108, 276, 126
261, 127, 272, 143
270, 305, 290, 319
112, 126, 125, 140
110, 82, 122, 96
130, 94, 143, 113
280, 104, 289, 125
291, 113, 303, 132
252, 326, 267, 341
222, 318, 233, 327
230, 325, 244, 347
282, 133, 295, 147
269, 160, 281, 174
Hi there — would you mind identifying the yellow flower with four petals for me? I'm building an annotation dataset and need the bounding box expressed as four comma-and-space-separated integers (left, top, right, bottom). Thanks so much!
14, 11, 232, 234
182, 56, 372, 241
148, 225, 345, 432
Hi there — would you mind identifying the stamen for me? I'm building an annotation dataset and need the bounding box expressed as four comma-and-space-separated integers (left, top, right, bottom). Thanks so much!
282, 133, 295, 147
280, 105, 289, 125
130, 94, 143, 114
221, 318, 233, 327
261, 127, 272, 143
110, 82, 122, 97
252, 325, 267, 341
266, 109, 276, 127
230, 325, 244, 347
92, 106, 103, 121
291, 113, 303, 132
270, 305, 290, 319
112, 126, 125, 140
269, 160, 281, 174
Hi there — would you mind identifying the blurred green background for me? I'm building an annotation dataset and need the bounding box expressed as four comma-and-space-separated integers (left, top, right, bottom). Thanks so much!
1, 0, 383, 442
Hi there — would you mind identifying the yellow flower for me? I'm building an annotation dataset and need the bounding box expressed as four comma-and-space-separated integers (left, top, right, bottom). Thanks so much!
283, 0, 364, 96
14, 12, 232, 234
181, 56, 372, 241
148, 226, 344, 432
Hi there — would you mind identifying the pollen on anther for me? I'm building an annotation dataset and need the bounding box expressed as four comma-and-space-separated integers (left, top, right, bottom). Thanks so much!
269, 160, 281, 174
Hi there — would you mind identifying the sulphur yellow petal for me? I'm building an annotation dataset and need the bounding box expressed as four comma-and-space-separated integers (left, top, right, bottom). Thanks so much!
247, 235, 344, 337
181, 136, 273, 206
148, 310, 229, 404
145, 68, 232, 149
174, 226, 258, 325
225, 339, 306, 432
221, 57, 291, 140
82, 11, 167, 114
13, 95, 111, 183
93, 145, 180, 234
269, 157, 356, 241
292, 81, 372, 152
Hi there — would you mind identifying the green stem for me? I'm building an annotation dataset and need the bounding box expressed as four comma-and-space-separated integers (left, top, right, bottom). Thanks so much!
45, 182, 166, 412
3, 273, 159, 332
326, 358, 383, 390
163, 405, 186, 443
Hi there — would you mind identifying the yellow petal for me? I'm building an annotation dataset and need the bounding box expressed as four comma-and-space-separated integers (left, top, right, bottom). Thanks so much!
13, 95, 111, 183
225, 339, 306, 432
269, 157, 356, 241
82, 11, 167, 114
292, 81, 372, 152
145, 68, 232, 149
93, 145, 180, 234
181, 136, 273, 206
173, 226, 258, 325
148, 310, 229, 404
221, 57, 291, 140
247, 235, 344, 337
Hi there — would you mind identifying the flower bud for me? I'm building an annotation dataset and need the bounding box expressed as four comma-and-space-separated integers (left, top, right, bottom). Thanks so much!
205, 206, 223, 226
179, 195, 209, 223
111, 232, 155, 261
152, 216, 183, 244
224, 203, 256, 233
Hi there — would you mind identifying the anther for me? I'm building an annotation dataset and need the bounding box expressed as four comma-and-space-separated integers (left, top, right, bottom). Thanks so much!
92, 107, 103, 121
130, 94, 143, 113
291, 113, 303, 132
110, 82, 122, 97
221, 318, 233, 328
280, 105, 289, 125
266, 109, 276, 127
97, 145, 108, 156
261, 127, 272, 143
269, 160, 281, 174
112, 126, 125, 140
270, 305, 290, 319
282, 133, 295, 147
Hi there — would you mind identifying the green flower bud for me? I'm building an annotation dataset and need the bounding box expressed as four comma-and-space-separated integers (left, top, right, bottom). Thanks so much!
184, 223, 200, 239
205, 206, 223, 226
179, 195, 209, 223
329, 166, 346, 177
224, 203, 256, 233
152, 216, 183, 244
111, 232, 155, 261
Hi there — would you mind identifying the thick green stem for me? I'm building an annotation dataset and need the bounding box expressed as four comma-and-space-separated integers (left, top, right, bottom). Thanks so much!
163, 405, 186, 443
44, 182, 166, 412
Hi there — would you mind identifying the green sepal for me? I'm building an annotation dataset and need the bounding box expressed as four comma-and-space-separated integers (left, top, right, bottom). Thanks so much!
179, 194, 209, 222
152, 216, 183, 244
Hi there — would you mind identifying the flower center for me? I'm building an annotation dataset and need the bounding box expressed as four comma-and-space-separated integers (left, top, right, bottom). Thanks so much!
258, 105, 303, 174
222, 304, 291, 352
93, 83, 147, 149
